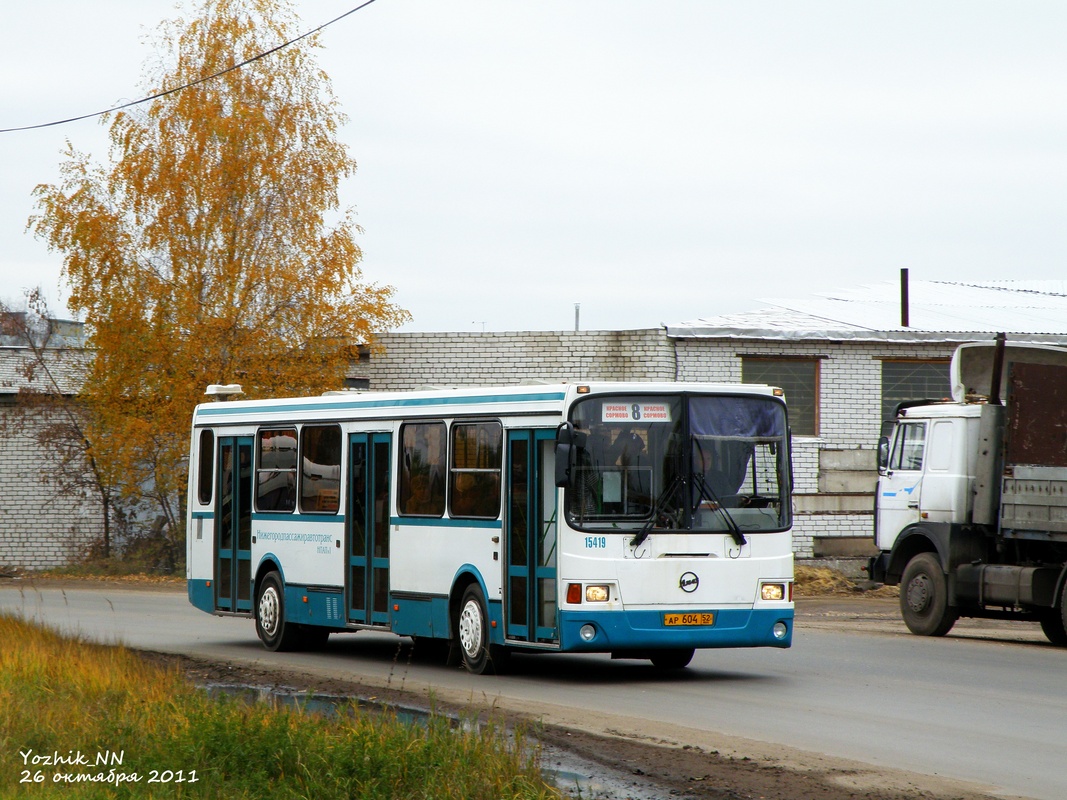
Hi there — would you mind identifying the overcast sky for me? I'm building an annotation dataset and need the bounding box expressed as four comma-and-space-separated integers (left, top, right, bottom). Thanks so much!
3, 1, 1067, 332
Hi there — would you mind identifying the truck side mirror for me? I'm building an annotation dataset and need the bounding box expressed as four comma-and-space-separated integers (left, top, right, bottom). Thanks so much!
878, 436, 890, 472
554, 422, 586, 488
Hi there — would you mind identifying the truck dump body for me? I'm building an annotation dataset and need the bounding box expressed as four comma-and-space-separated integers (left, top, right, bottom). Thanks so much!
1005, 361, 1067, 467
1000, 362, 1067, 539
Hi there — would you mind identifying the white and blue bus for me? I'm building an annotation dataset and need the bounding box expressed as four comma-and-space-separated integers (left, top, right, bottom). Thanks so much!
186, 382, 794, 674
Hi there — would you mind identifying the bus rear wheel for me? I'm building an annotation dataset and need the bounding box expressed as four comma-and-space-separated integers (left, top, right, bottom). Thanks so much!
455, 584, 508, 675
255, 571, 302, 652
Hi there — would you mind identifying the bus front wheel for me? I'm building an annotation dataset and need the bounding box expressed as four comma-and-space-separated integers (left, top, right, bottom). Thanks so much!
650, 648, 695, 669
255, 571, 301, 652
455, 584, 508, 675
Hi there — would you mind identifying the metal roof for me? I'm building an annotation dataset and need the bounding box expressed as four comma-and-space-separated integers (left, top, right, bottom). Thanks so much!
666, 280, 1067, 343
0, 348, 89, 395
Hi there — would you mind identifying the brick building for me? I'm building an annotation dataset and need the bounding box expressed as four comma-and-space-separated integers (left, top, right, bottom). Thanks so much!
358, 280, 1067, 563
6, 279, 1067, 570
355, 328, 960, 562
0, 315, 100, 572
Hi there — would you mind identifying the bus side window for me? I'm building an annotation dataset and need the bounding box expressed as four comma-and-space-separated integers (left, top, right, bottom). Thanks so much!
257, 428, 298, 512
450, 422, 502, 518
197, 429, 214, 505
300, 425, 342, 514
399, 422, 446, 516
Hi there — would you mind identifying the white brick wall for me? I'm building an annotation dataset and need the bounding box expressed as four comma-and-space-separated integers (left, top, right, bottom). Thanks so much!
363, 329, 676, 388
0, 406, 104, 571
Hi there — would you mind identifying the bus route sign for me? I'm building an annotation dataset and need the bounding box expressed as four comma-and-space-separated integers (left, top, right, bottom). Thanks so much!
602, 402, 672, 423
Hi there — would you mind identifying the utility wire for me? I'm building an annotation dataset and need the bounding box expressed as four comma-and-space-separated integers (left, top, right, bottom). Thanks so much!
0, 0, 379, 134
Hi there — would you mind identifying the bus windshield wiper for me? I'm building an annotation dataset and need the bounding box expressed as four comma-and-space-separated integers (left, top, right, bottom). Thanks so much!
630, 473, 681, 549
692, 471, 747, 547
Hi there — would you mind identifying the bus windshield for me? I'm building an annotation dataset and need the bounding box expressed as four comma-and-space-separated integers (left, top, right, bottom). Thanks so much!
566, 393, 790, 534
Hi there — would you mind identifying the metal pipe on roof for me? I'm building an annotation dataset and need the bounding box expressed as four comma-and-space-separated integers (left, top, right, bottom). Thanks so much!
900, 268, 910, 327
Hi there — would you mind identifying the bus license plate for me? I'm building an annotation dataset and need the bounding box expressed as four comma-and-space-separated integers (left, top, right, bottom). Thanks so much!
663, 612, 714, 626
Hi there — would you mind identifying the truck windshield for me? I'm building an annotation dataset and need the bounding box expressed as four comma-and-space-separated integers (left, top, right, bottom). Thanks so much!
565, 393, 790, 534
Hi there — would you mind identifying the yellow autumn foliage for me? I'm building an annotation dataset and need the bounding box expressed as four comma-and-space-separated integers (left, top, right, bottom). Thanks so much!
30, 0, 409, 538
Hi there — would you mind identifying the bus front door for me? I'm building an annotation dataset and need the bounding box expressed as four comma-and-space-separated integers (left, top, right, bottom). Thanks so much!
215, 436, 253, 613
347, 433, 392, 626
505, 430, 559, 645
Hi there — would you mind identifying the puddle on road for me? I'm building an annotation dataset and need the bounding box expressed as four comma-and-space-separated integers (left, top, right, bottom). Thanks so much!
200, 683, 435, 726
200, 683, 671, 800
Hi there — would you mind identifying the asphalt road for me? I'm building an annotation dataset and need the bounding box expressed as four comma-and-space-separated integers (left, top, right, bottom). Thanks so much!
1, 581, 1063, 800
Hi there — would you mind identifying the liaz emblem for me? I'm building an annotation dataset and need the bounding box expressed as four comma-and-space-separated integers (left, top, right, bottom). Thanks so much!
679, 572, 699, 593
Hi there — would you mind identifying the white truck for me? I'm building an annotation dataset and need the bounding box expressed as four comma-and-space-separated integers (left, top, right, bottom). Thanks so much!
869, 334, 1067, 644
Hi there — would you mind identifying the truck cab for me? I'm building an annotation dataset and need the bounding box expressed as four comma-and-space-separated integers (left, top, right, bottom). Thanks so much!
870, 337, 1067, 645
876, 403, 980, 555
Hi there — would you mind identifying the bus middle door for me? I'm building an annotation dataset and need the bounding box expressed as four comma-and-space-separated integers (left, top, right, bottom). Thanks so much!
215, 436, 253, 613
347, 432, 392, 626
505, 429, 559, 645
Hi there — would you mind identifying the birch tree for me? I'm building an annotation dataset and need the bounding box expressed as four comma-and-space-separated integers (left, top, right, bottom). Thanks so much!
31, 0, 408, 552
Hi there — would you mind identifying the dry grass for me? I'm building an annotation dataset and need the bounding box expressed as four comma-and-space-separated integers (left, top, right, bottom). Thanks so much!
29, 571, 185, 585
794, 564, 898, 597
0, 613, 560, 799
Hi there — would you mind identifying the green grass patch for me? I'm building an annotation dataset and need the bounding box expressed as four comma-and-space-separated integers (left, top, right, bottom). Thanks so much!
0, 614, 561, 799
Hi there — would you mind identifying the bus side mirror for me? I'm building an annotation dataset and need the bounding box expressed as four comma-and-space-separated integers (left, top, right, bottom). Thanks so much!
554, 422, 586, 488
878, 436, 890, 472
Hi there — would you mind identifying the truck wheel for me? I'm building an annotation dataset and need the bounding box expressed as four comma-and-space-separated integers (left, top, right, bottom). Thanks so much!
1039, 613, 1067, 646
1040, 582, 1067, 646
900, 553, 958, 637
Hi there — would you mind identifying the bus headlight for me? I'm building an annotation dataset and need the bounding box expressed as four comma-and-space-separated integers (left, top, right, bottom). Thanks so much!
579, 624, 597, 642
761, 583, 786, 601
773, 621, 789, 640
585, 585, 610, 603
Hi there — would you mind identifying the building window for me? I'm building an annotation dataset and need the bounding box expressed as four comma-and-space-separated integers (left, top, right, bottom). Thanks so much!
881, 360, 950, 433
399, 422, 446, 516
449, 422, 503, 518
742, 357, 819, 436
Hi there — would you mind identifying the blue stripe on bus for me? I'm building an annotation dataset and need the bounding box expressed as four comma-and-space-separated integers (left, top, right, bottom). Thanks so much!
195, 511, 500, 527
196, 390, 567, 417
250, 513, 345, 524
389, 516, 502, 529
188, 579, 213, 613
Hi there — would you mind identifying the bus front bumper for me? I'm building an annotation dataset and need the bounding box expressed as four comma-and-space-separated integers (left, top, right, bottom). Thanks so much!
559, 606, 793, 651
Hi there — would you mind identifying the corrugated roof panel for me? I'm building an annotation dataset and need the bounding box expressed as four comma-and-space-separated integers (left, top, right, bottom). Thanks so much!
667, 280, 1067, 341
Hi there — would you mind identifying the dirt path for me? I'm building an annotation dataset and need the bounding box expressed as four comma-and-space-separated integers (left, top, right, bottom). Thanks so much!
9, 577, 1034, 799
136, 592, 1022, 800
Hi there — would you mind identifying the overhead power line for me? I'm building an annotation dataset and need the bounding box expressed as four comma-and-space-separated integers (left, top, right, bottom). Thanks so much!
0, 0, 379, 134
